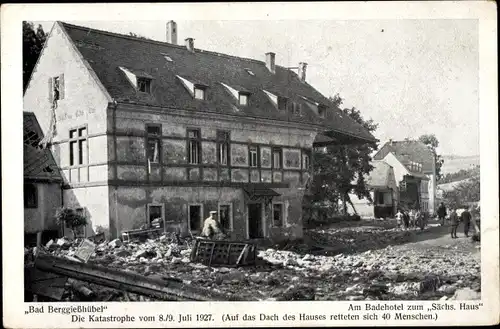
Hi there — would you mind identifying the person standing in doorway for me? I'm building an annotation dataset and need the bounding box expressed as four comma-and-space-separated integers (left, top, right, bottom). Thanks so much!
437, 202, 447, 226
449, 208, 459, 238
461, 206, 472, 237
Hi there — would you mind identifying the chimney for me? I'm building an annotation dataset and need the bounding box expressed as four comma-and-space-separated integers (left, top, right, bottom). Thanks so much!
298, 62, 308, 82
166, 20, 177, 44
185, 37, 195, 53
265, 52, 276, 73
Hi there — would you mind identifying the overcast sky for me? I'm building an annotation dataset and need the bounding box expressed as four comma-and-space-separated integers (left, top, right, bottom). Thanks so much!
36, 19, 479, 156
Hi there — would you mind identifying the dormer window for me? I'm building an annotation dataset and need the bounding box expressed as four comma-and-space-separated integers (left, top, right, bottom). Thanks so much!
291, 102, 302, 116
239, 93, 249, 106
194, 86, 206, 100
244, 68, 255, 76
278, 96, 288, 111
318, 105, 326, 118
137, 77, 152, 93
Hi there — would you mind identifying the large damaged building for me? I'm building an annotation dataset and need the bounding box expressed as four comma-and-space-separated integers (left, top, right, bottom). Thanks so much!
23, 21, 376, 240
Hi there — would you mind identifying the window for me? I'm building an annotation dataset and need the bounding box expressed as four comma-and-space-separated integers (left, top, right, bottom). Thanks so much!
218, 204, 232, 231
194, 87, 205, 100
187, 129, 201, 164
49, 74, 64, 102
318, 105, 326, 118
272, 147, 282, 169
249, 145, 258, 167
69, 126, 87, 166
147, 204, 164, 229
217, 130, 230, 166
239, 93, 249, 106
272, 203, 284, 227
24, 184, 37, 208
277, 96, 288, 111
146, 124, 161, 164
137, 77, 152, 93
377, 192, 385, 205
303, 153, 310, 170
292, 102, 302, 116
188, 204, 203, 231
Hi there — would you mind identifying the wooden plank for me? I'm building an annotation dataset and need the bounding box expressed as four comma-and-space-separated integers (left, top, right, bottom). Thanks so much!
34, 253, 242, 301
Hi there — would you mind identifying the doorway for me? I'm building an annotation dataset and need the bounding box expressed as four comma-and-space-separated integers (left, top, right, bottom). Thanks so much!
248, 203, 264, 239
189, 204, 202, 232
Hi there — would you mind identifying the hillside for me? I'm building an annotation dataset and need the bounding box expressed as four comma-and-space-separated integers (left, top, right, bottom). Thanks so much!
440, 155, 480, 175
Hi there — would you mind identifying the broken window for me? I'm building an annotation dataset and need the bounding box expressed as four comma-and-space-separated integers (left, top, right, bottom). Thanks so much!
137, 77, 152, 93
188, 204, 202, 231
69, 126, 87, 166
187, 129, 201, 164
24, 184, 37, 208
194, 87, 205, 100
217, 130, 230, 166
272, 147, 282, 169
219, 204, 231, 231
146, 124, 161, 164
49, 74, 64, 102
148, 204, 164, 228
249, 145, 259, 167
273, 203, 284, 227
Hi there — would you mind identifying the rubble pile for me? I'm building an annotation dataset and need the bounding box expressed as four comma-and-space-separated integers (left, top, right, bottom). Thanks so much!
32, 224, 480, 301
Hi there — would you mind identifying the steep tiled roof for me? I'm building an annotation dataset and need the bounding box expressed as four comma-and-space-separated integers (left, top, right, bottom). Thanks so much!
24, 112, 63, 182
59, 22, 376, 143
366, 161, 392, 188
373, 140, 435, 173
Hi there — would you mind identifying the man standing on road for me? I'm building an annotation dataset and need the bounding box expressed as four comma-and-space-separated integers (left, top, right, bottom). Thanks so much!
437, 202, 447, 226
449, 208, 459, 238
461, 206, 472, 237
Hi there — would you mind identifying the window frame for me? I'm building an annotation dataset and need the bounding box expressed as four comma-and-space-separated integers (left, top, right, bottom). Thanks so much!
277, 96, 288, 111
137, 77, 152, 94
218, 203, 233, 232
238, 93, 249, 106
146, 123, 162, 165
69, 125, 88, 167
24, 183, 38, 208
216, 130, 230, 166
147, 203, 165, 229
194, 86, 206, 100
187, 128, 201, 165
188, 203, 204, 232
272, 202, 285, 228
272, 147, 282, 169
249, 145, 259, 168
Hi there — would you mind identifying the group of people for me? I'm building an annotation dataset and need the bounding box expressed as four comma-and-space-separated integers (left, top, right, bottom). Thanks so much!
395, 208, 427, 230
437, 202, 473, 238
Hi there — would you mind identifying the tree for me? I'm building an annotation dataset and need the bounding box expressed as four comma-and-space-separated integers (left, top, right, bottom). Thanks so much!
418, 134, 444, 181
55, 207, 88, 238
310, 94, 379, 215
23, 22, 47, 92
442, 176, 480, 209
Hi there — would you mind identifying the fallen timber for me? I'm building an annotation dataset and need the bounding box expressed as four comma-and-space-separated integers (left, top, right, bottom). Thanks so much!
31, 253, 241, 301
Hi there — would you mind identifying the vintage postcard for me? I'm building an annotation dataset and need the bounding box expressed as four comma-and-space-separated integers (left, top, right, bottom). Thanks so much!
2, 1, 498, 328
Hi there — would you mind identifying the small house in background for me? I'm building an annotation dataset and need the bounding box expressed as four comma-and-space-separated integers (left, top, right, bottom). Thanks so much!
24, 112, 63, 245
346, 161, 399, 219
373, 140, 435, 214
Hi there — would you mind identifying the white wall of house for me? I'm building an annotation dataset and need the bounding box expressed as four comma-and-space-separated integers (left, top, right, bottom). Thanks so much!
380, 152, 409, 187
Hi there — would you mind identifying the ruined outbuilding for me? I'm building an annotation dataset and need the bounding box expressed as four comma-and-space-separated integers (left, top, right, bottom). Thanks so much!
23, 21, 376, 241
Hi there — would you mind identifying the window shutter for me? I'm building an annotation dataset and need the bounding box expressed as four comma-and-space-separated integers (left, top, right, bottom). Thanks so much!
48, 77, 53, 103
59, 74, 65, 99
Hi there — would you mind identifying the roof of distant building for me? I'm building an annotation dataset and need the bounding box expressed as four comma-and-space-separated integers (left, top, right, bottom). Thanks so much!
373, 139, 435, 173
57, 22, 376, 143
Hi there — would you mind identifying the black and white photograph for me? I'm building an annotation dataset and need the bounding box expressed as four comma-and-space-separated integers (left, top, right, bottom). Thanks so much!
2, 1, 499, 327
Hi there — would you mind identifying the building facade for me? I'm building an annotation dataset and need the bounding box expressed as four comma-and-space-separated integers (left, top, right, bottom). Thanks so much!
23, 21, 375, 240
373, 140, 435, 214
